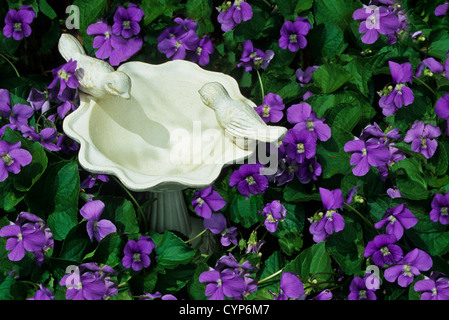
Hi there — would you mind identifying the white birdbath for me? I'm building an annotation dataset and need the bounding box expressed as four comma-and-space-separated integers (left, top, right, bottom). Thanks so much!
63, 59, 284, 243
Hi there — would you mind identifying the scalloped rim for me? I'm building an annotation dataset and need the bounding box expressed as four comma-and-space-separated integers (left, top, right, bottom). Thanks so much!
63, 60, 255, 192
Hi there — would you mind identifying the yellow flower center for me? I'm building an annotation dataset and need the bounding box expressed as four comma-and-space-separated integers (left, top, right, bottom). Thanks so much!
1, 153, 13, 166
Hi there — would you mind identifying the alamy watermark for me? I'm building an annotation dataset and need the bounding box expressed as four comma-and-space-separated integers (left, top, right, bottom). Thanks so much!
168, 121, 281, 175
65, 5, 80, 30
365, 265, 381, 290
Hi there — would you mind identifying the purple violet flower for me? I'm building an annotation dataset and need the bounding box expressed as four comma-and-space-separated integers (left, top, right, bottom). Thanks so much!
403, 121, 441, 159
108, 35, 143, 67
435, 3, 449, 17
315, 289, 333, 300
48, 59, 79, 101
361, 122, 401, 141
378, 61, 414, 116
216, 1, 253, 32
0, 89, 34, 135
122, 236, 155, 271
435, 93, 449, 134
287, 102, 331, 142
12, 212, 53, 266
203, 212, 238, 246
56, 134, 79, 154
237, 40, 274, 72
255, 93, 285, 124
296, 66, 319, 87
387, 186, 403, 199
229, 163, 269, 198
414, 272, 449, 300
364, 234, 403, 267
430, 191, 449, 225
278, 17, 311, 52
3, 5, 36, 40
199, 267, 247, 300
309, 188, 345, 243
295, 158, 322, 184
260, 200, 287, 232
112, 4, 144, 38
0, 221, 47, 262
79, 200, 116, 242
348, 275, 377, 300
60, 268, 108, 300
157, 29, 199, 61
384, 248, 433, 287
270, 272, 304, 300
27, 88, 49, 113
374, 203, 418, 240
352, 5, 400, 44
189, 35, 214, 66
141, 292, 177, 300
344, 137, 390, 176
22, 126, 61, 152
192, 186, 226, 219
0, 140, 32, 182
28, 284, 54, 300
416, 57, 444, 78
87, 21, 116, 60
80, 173, 109, 190
282, 128, 317, 164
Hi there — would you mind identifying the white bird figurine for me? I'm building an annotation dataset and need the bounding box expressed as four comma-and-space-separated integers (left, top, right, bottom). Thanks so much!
58, 33, 131, 99
198, 82, 287, 150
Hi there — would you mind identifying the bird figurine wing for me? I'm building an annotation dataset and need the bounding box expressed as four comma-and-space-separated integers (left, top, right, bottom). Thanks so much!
198, 82, 287, 150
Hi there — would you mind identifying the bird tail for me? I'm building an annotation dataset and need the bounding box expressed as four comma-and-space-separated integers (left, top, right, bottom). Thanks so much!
58, 33, 86, 62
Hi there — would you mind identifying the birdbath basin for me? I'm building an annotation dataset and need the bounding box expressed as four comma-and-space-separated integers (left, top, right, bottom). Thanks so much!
63, 59, 275, 240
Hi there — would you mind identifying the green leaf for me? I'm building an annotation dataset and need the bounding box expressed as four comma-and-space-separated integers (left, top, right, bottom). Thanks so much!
312, 63, 352, 94
343, 56, 373, 97
152, 231, 196, 270
0, 179, 25, 212
428, 29, 449, 60
389, 158, 429, 200
325, 216, 364, 275
0, 275, 14, 300
92, 233, 122, 267
284, 242, 333, 290
283, 180, 321, 202
316, 133, 352, 179
407, 211, 449, 256
185, 0, 214, 34
274, 0, 313, 20
25, 161, 80, 240
38, 0, 57, 19
154, 263, 197, 293
187, 261, 209, 300
308, 23, 347, 60
59, 222, 92, 262
234, 5, 270, 41
96, 195, 139, 235
141, 0, 182, 25
229, 193, 264, 228
314, 0, 358, 31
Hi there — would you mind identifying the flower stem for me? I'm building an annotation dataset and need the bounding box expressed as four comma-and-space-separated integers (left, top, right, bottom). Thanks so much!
344, 202, 377, 231
413, 76, 436, 96
113, 177, 148, 229
256, 69, 265, 103
0, 52, 20, 78
185, 228, 207, 244
258, 268, 283, 284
